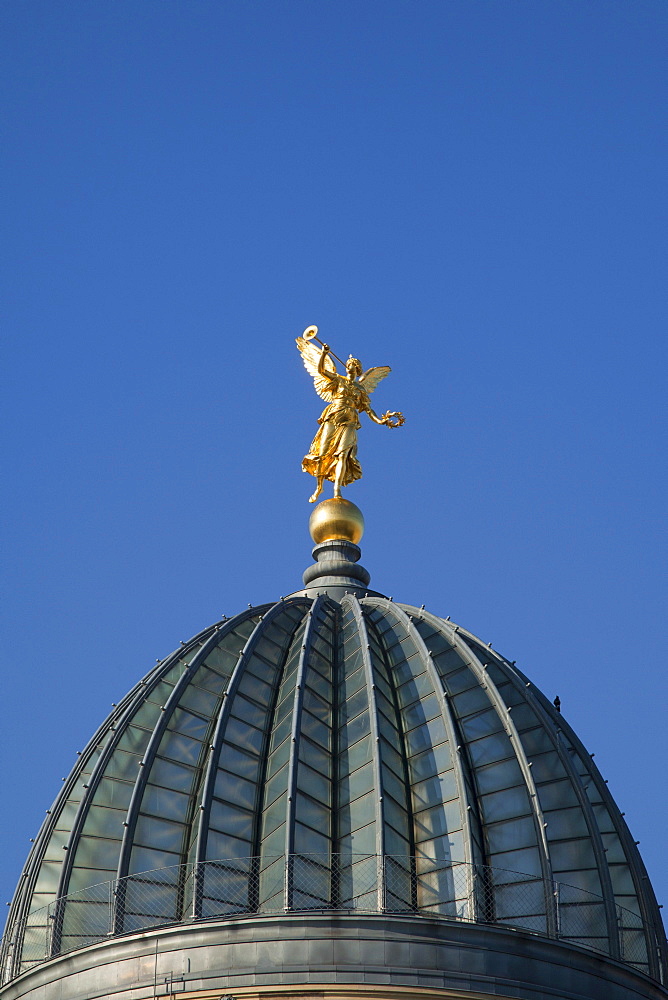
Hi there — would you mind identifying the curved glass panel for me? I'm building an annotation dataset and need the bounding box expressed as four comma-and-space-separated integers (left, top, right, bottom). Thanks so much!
290, 600, 336, 907
367, 604, 471, 917
60, 615, 263, 943
410, 613, 549, 934
207, 604, 308, 916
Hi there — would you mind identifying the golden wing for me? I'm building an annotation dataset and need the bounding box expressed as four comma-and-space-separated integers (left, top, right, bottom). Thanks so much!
358, 365, 391, 394
296, 336, 339, 403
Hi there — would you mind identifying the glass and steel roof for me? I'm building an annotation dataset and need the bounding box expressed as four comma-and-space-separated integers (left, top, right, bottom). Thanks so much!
2, 591, 666, 985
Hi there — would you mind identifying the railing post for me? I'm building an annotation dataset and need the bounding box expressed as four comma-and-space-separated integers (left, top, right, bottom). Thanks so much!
467, 864, 477, 922
553, 881, 561, 937
377, 854, 385, 913
284, 855, 291, 911
112, 874, 125, 935
108, 879, 115, 936
190, 862, 202, 920
1, 926, 15, 984
46, 904, 54, 960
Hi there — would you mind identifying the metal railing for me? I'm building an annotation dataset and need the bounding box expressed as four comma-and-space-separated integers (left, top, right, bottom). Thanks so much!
2, 855, 655, 983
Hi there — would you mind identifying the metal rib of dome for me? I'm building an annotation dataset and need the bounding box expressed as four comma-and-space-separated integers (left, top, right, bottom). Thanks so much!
2, 594, 666, 987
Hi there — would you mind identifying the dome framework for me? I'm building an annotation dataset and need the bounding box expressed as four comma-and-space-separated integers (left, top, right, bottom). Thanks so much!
2, 586, 665, 995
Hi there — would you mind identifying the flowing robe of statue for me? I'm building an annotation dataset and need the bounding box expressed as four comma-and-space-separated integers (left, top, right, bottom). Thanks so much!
303, 380, 364, 488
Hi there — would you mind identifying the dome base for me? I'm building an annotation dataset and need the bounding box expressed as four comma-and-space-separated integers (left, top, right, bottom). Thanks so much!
4, 912, 665, 1000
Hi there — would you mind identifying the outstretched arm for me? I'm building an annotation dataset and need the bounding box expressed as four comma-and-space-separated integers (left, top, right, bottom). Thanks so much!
364, 402, 405, 428
366, 406, 386, 425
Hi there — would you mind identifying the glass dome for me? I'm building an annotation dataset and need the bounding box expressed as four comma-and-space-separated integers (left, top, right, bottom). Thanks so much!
3, 582, 665, 987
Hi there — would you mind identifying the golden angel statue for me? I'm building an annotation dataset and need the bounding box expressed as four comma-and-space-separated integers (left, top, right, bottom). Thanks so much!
296, 326, 405, 503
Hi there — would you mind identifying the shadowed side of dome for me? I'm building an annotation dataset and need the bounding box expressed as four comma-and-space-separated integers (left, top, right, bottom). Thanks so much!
0, 601, 293, 977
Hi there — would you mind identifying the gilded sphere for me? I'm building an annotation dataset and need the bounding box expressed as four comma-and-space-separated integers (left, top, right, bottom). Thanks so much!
309, 497, 365, 545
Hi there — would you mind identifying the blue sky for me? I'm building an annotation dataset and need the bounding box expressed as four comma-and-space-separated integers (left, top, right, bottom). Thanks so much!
2, 1, 666, 919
